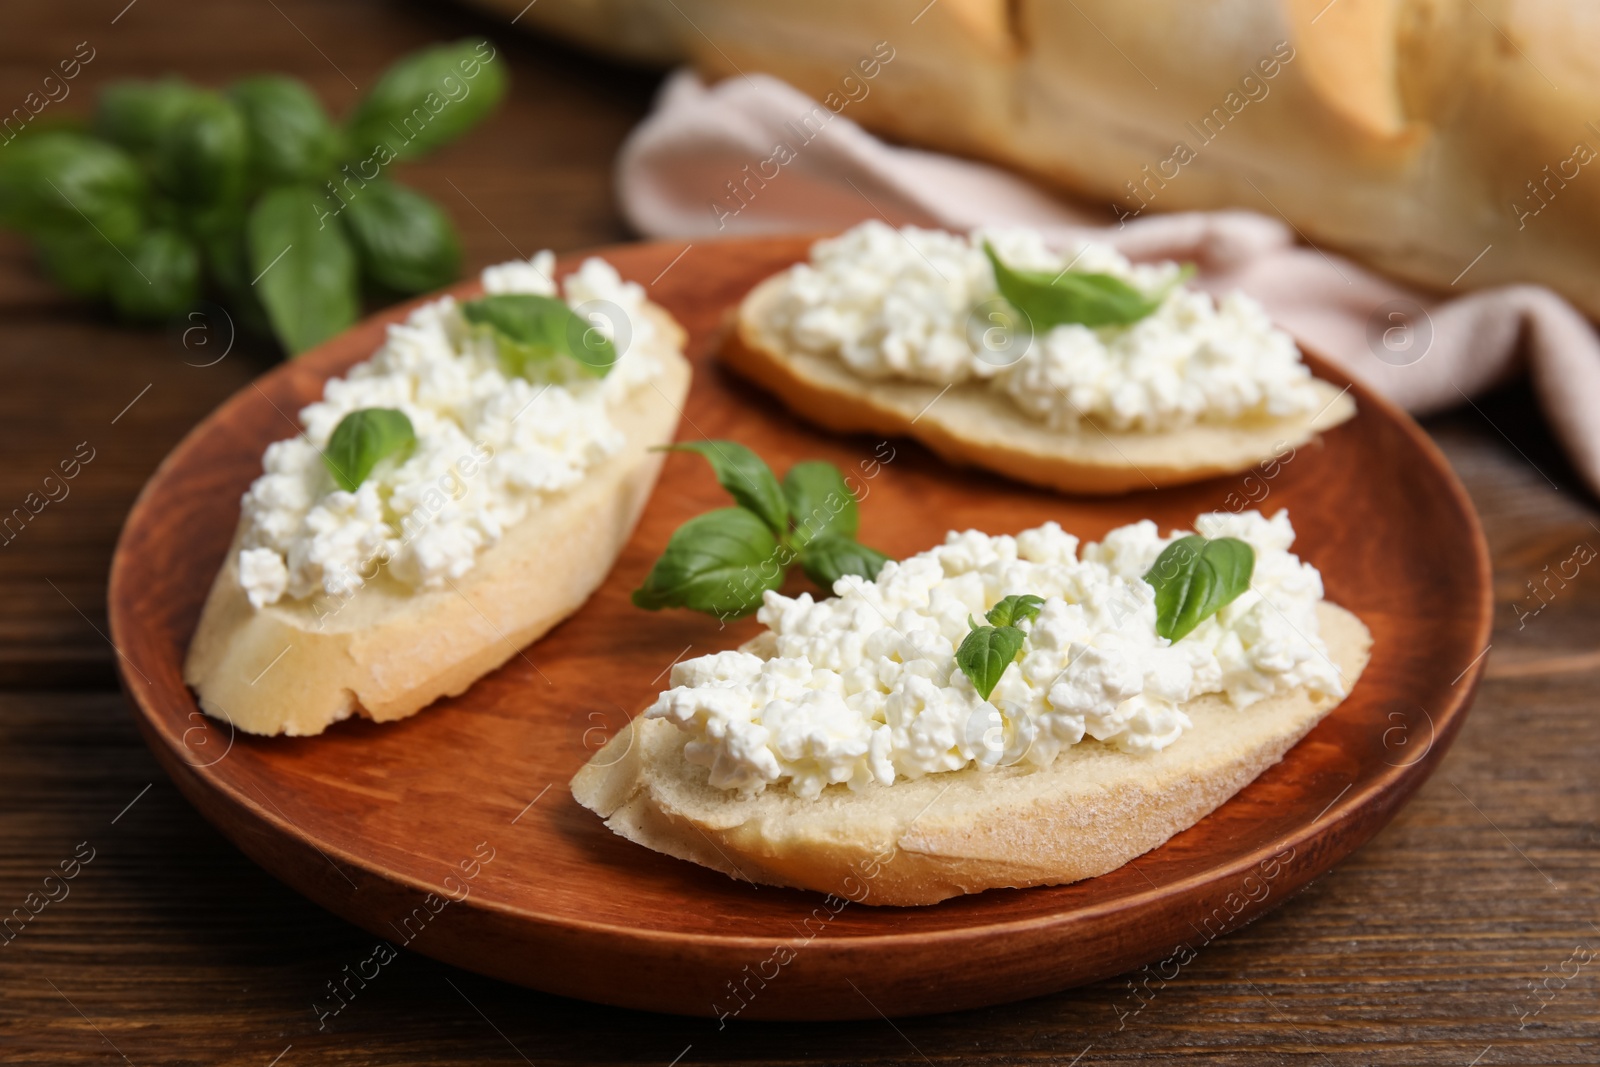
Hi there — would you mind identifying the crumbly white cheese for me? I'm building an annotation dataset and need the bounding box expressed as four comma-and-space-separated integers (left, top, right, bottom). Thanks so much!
766, 221, 1321, 433
648, 510, 1345, 799
236, 252, 665, 610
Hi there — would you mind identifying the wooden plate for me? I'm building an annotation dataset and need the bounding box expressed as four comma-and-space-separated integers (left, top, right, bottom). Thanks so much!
109, 236, 1492, 1020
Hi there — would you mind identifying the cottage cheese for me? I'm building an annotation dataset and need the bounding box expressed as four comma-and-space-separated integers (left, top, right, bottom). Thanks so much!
648, 510, 1344, 798
235, 252, 666, 610
766, 221, 1321, 433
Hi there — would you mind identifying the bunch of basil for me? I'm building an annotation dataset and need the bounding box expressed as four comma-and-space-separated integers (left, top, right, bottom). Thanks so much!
0, 38, 507, 354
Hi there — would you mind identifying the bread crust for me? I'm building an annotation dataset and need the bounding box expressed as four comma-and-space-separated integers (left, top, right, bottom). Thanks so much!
183, 307, 692, 737
572, 601, 1371, 906
488, 0, 1600, 318
723, 274, 1356, 495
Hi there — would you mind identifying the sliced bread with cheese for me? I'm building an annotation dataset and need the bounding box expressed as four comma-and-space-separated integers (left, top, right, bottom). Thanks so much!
573, 600, 1369, 906
185, 281, 691, 737
725, 270, 1355, 495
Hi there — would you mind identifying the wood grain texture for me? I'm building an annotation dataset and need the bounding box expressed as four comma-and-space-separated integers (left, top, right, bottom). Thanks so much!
0, 0, 1596, 1062
107, 234, 1488, 1019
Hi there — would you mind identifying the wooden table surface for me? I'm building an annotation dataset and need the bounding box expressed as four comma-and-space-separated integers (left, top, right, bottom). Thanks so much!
0, 2, 1594, 1064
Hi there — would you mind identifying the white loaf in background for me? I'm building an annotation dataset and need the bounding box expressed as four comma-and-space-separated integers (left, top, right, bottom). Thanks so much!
480, 0, 1600, 318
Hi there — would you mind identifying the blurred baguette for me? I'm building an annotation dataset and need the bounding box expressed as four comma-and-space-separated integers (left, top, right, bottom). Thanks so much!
482, 0, 1600, 318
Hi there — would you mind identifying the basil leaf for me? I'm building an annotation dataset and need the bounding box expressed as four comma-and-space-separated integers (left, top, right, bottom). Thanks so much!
152, 90, 248, 204
107, 229, 201, 322
956, 624, 1026, 701
191, 203, 270, 335
0, 132, 145, 242
34, 229, 120, 298
984, 242, 1188, 330
798, 535, 890, 589
663, 440, 787, 536
783, 461, 858, 549
460, 293, 616, 381
322, 408, 415, 492
986, 594, 1045, 628
346, 39, 508, 162
1143, 535, 1255, 642
230, 76, 341, 186
248, 185, 360, 354
632, 508, 783, 618
341, 181, 461, 294
93, 78, 203, 167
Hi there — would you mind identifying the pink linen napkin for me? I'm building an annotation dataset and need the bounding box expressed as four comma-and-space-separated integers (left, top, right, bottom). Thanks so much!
617, 71, 1600, 496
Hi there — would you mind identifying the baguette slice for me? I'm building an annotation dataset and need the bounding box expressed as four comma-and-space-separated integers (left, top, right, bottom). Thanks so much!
724, 273, 1356, 495
183, 306, 691, 738
573, 601, 1370, 906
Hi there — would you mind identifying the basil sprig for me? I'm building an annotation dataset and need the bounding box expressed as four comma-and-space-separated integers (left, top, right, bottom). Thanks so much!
1143, 535, 1254, 642
984, 242, 1192, 330
323, 407, 416, 492
249, 184, 360, 355
0, 40, 506, 355
956, 594, 1046, 701
461, 293, 616, 382
632, 441, 891, 619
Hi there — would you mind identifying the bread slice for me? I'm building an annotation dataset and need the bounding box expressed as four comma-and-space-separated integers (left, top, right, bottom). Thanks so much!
723, 275, 1356, 495
183, 307, 691, 738
572, 601, 1370, 906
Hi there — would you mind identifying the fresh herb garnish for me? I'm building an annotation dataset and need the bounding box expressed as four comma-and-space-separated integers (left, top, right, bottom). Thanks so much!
956, 594, 1046, 701
983, 242, 1192, 330
0, 39, 507, 354
629, 508, 782, 618
661, 441, 787, 532
249, 184, 359, 355
984, 594, 1045, 628
798, 536, 891, 589
460, 293, 616, 382
633, 441, 892, 620
782, 460, 860, 549
1143, 535, 1254, 642
323, 407, 416, 492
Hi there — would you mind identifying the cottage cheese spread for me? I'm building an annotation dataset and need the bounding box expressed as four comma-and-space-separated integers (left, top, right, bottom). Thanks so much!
235, 252, 665, 609
648, 510, 1344, 798
765, 221, 1321, 433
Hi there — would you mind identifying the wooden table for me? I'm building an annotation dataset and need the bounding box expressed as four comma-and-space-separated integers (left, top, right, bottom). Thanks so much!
0, 2, 1594, 1064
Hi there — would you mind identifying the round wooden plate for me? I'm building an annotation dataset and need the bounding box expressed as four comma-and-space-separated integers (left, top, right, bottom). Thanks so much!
109, 236, 1492, 1020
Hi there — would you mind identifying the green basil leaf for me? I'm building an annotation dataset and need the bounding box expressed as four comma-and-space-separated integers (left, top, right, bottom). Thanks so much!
93, 78, 203, 167
632, 507, 783, 618
984, 242, 1189, 330
345, 39, 508, 162
798, 535, 890, 590
248, 185, 360, 354
189, 203, 270, 335
986, 593, 1046, 628
1143, 535, 1255, 642
152, 90, 248, 204
322, 408, 415, 492
0, 132, 145, 242
105, 228, 201, 322
662, 440, 788, 536
782, 461, 858, 549
34, 229, 120, 298
230, 75, 341, 186
956, 624, 1026, 701
341, 181, 461, 294
460, 293, 616, 381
